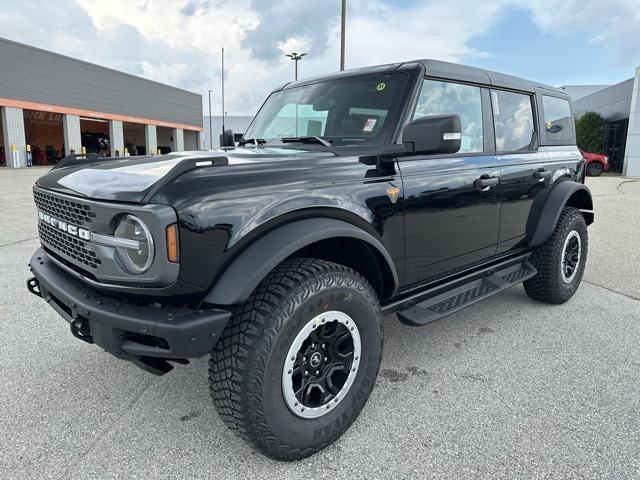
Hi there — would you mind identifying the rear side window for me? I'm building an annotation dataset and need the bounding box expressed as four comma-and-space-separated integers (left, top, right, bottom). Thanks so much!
413, 79, 484, 153
542, 95, 573, 142
491, 90, 535, 152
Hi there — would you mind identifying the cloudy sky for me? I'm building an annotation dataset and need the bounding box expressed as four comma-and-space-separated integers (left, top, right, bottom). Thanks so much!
1, 0, 639, 116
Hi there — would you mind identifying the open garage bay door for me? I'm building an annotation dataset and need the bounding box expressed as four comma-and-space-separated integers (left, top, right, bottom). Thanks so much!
23, 110, 64, 165
156, 126, 173, 154
123, 122, 146, 155
80, 117, 110, 156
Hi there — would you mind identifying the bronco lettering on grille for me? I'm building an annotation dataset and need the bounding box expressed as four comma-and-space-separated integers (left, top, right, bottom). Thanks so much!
38, 211, 91, 240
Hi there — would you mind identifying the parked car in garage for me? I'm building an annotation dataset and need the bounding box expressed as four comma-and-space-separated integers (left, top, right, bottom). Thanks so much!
580, 149, 609, 176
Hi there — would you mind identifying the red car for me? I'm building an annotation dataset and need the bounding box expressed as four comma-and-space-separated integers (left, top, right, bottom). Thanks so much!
580, 149, 609, 176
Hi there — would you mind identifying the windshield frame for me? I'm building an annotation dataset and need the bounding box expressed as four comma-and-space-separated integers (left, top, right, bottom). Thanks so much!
242, 71, 415, 148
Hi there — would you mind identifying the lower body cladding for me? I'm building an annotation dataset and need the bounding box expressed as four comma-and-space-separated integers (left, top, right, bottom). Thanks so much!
27, 248, 231, 375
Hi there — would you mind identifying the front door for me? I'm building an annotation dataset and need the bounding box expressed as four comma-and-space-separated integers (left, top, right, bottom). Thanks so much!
399, 78, 501, 287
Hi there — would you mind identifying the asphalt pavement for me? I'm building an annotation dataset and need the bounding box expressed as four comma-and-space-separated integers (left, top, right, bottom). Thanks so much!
1, 167, 639, 479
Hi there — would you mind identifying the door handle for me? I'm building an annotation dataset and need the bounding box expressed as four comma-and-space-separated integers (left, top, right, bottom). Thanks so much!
474, 175, 499, 189
533, 169, 552, 179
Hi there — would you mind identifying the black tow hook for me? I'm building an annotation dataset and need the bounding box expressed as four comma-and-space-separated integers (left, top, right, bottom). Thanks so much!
27, 277, 42, 298
70, 318, 94, 344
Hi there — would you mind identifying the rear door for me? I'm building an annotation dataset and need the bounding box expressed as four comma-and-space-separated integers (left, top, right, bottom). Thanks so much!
492, 90, 580, 253
399, 78, 501, 287
491, 89, 549, 253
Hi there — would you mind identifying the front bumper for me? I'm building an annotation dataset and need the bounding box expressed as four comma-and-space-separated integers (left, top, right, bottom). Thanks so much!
28, 248, 231, 365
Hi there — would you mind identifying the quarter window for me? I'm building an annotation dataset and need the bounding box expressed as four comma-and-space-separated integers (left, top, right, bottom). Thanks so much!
542, 96, 573, 142
413, 80, 484, 153
491, 90, 535, 151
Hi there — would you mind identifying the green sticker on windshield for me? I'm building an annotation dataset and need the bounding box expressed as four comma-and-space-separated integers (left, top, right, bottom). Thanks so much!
376, 82, 386, 91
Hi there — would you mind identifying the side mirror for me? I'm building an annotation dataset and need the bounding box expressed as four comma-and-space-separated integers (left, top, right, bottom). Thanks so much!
219, 129, 235, 148
402, 114, 461, 155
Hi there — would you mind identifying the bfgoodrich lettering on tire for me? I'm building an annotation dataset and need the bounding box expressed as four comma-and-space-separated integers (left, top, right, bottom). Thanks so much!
524, 206, 588, 304
208, 257, 383, 461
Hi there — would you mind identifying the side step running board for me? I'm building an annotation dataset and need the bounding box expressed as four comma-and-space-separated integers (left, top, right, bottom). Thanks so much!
397, 261, 537, 326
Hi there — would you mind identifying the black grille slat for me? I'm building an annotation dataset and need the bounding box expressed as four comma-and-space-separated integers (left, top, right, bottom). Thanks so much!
33, 189, 94, 225
38, 222, 101, 269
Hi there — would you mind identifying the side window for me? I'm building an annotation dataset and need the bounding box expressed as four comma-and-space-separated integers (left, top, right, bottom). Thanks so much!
542, 95, 573, 142
491, 90, 535, 152
413, 79, 483, 153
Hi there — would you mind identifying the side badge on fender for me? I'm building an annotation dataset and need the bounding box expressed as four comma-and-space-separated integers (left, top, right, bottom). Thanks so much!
387, 186, 400, 204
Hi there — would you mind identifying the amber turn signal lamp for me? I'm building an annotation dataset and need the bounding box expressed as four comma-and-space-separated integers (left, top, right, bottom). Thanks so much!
166, 224, 179, 263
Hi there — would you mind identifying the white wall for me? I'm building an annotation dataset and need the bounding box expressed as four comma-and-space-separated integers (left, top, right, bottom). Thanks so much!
202, 115, 254, 149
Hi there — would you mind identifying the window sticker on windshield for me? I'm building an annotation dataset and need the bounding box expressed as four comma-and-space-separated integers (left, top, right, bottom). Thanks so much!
376, 82, 386, 91
363, 118, 377, 132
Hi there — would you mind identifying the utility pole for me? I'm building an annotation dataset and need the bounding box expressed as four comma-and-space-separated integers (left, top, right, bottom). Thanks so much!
340, 0, 346, 70
221, 47, 225, 135
286, 52, 306, 81
208, 90, 213, 149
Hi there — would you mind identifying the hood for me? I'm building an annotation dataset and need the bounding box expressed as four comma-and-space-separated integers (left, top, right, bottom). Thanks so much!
36, 147, 333, 204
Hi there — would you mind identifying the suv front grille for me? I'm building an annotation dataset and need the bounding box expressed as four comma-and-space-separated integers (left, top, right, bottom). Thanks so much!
33, 188, 96, 225
38, 221, 102, 270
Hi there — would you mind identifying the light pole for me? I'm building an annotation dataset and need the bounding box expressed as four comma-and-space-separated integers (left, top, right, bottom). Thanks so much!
221, 47, 225, 136
208, 90, 213, 149
340, 0, 346, 71
286, 52, 306, 81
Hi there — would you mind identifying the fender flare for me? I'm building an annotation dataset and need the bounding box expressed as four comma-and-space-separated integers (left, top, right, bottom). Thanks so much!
527, 180, 593, 247
204, 218, 399, 305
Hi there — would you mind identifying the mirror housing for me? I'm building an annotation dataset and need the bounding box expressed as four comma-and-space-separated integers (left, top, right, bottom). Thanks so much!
402, 114, 462, 155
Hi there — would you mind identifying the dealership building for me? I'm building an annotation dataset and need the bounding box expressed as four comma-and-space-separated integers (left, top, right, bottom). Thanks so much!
0, 37, 203, 168
563, 67, 640, 177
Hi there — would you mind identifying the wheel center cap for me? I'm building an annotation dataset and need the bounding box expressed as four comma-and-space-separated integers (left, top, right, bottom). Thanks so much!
309, 352, 322, 368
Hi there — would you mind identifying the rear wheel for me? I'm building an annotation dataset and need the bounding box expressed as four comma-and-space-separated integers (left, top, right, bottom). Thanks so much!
209, 258, 383, 461
524, 207, 588, 304
587, 162, 603, 176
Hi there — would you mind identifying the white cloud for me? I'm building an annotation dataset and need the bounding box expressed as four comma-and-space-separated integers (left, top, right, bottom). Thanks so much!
526, 0, 640, 65
344, 0, 511, 67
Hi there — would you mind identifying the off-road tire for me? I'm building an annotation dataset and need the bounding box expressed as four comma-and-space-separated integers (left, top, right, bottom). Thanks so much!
524, 207, 588, 304
208, 257, 383, 461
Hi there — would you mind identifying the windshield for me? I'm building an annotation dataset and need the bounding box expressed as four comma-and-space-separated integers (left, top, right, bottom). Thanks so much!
244, 73, 408, 147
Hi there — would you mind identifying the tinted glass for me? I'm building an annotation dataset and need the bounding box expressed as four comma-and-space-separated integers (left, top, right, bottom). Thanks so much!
542, 95, 573, 142
244, 74, 407, 146
413, 80, 483, 153
491, 90, 535, 151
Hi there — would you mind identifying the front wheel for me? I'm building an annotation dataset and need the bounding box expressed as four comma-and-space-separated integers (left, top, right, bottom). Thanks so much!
587, 162, 603, 176
524, 207, 588, 304
209, 258, 383, 461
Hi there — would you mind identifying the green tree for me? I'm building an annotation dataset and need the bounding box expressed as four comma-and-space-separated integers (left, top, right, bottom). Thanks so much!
575, 111, 605, 153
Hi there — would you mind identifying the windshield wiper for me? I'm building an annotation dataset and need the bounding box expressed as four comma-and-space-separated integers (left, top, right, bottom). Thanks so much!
280, 136, 333, 148
237, 137, 266, 146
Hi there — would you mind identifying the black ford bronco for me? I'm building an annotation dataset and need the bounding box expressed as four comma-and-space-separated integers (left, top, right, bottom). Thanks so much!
27, 59, 593, 461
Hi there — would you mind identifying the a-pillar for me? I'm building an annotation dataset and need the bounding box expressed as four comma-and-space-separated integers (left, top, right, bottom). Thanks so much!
109, 120, 124, 157
145, 124, 157, 155
63, 114, 82, 156
623, 66, 640, 177
1, 106, 26, 168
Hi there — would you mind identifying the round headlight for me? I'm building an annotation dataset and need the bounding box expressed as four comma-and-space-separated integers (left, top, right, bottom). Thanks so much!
114, 215, 154, 273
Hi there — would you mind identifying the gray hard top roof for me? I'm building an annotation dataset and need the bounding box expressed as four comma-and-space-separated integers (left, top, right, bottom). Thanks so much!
283, 59, 567, 97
